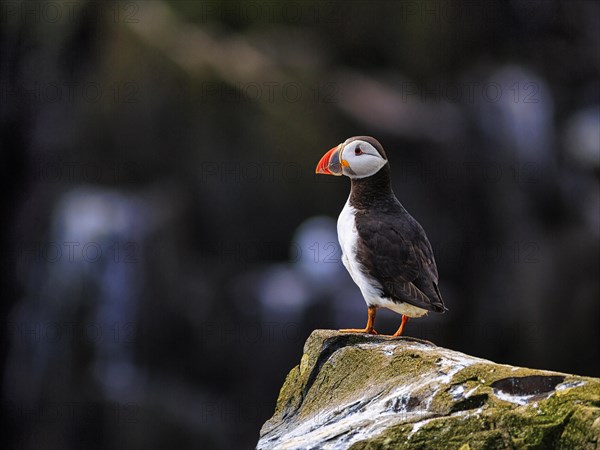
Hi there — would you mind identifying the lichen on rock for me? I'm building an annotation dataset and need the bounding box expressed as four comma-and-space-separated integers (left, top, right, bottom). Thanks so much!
257, 330, 600, 450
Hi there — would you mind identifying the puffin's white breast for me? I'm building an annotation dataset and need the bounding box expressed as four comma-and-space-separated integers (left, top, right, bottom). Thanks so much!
337, 199, 428, 318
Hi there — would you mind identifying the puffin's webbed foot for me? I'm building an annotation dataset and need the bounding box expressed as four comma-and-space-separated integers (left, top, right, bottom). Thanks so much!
339, 305, 378, 335
339, 327, 378, 335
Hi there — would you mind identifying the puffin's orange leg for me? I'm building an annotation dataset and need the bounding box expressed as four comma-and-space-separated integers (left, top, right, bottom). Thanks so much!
391, 315, 410, 337
340, 306, 378, 335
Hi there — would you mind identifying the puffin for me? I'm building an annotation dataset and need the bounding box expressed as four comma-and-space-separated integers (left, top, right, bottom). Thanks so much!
315, 136, 446, 337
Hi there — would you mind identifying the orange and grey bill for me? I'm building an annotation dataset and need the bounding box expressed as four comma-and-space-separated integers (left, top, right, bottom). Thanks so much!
315, 145, 344, 176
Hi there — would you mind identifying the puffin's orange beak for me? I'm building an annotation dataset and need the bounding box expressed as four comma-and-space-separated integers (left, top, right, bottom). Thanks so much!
316, 145, 344, 176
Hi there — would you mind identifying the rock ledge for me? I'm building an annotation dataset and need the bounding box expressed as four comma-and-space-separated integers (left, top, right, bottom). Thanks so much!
258, 330, 600, 449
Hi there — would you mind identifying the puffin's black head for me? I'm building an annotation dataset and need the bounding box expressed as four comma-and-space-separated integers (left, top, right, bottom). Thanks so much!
315, 136, 388, 179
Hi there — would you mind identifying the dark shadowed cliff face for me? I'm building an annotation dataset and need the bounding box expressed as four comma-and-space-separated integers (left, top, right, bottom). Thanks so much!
258, 330, 600, 450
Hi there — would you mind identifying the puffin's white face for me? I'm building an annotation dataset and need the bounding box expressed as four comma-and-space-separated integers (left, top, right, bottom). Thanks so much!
339, 139, 388, 179
315, 137, 388, 179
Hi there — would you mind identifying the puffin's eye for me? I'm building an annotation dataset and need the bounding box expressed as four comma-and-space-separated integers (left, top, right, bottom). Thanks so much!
355, 147, 363, 155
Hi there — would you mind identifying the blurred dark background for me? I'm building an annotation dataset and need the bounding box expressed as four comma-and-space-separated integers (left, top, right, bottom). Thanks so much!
1, 0, 599, 449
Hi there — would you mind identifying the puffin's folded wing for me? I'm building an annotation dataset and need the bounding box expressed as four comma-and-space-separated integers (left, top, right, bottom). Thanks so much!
355, 212, 445, 312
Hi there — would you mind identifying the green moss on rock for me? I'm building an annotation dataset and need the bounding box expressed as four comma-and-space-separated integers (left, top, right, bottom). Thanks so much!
258, 330, 600, 450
